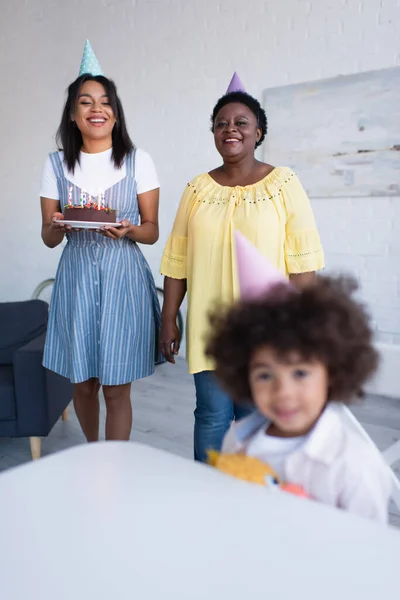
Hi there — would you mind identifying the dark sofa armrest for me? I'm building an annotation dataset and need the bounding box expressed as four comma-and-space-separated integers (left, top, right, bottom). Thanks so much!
0, 300, 48, 365
13, 332, 73, 436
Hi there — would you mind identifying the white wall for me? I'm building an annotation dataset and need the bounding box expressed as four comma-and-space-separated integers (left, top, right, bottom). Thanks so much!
0, 0, 399, 391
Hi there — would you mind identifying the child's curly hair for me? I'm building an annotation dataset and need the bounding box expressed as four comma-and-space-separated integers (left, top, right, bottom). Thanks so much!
206, 275, 379, 404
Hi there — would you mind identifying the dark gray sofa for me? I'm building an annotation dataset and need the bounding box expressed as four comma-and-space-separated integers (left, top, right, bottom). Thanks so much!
0, 300, 72, 459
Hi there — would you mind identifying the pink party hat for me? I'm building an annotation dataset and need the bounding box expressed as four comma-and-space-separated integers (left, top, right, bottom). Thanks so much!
235, 231, 291, 299
226, 72, 246, 94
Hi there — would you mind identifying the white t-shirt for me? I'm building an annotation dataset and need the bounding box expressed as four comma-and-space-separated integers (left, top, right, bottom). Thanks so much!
246, 426, 307, 479
40, 147, 159, 199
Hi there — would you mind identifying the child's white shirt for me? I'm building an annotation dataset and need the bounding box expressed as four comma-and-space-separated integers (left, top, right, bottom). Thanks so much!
222, 404, 392, 523
246, 429, 308, 479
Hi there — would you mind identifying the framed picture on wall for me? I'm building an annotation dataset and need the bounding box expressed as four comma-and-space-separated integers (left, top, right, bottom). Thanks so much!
263, 66, 400, 198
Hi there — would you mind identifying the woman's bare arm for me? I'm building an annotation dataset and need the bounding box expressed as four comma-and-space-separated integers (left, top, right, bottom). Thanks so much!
41, 197, 70, 248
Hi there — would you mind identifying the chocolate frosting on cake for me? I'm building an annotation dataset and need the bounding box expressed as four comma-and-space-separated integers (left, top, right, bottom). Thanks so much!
64, 205, 116, 223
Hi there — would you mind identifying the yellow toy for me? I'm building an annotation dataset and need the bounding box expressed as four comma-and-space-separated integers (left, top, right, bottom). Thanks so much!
208, 451, 309, 498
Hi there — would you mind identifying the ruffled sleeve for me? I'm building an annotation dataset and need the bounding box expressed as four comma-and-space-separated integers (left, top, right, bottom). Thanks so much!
281, 171, 325, 274
160, 179, 197, 279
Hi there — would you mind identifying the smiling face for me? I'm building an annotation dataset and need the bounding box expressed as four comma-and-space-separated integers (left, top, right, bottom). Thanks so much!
72, 80, 116, 145
249, 346, 329, 438
213, 102, 261, 161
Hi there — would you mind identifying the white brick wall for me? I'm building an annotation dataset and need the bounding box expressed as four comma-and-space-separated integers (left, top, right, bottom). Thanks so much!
0, 0, 399, 392
313, 195, 400, 344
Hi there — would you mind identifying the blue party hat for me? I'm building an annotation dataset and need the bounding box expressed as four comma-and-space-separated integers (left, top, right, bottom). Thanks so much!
78, 40, 104, 76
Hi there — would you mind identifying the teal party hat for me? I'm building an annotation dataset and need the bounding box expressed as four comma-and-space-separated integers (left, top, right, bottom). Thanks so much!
78, 40, 104, 76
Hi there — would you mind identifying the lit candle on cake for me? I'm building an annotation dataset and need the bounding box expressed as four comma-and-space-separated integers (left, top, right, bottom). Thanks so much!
82, 191, 87, 207
68, 186, 73, 205
98, 190, 103, 211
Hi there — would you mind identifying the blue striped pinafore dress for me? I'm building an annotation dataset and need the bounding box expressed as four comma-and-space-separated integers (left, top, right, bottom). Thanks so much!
43, 149, 164, 385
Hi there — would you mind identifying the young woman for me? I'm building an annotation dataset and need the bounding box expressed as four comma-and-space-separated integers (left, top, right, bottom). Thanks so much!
40, 73, 163, 442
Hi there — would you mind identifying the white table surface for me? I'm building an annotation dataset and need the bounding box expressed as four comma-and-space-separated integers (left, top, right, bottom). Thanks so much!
0, 442, 399, 600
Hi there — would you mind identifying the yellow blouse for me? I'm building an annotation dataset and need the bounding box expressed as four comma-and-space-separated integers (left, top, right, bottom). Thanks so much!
161, 167, 325, 374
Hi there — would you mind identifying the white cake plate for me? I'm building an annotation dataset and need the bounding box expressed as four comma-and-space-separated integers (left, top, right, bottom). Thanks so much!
55, 220, 122, 229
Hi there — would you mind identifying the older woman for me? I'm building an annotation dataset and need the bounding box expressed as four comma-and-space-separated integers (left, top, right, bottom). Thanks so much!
40, 43, 162, 444
160, 76, 324, 462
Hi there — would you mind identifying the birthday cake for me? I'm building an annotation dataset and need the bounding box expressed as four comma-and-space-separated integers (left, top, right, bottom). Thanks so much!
64, 205, 116, 223
64, 190, 116, 223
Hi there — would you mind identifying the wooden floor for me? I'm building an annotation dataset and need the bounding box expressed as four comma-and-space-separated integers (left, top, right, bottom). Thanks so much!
1, 358, 399, 525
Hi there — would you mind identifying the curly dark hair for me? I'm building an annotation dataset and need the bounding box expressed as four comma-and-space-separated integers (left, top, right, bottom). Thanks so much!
210, 91, 268, 148
206, 275, 379, 404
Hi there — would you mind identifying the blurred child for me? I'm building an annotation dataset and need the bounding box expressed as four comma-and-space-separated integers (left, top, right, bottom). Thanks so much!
205, 232, 392, 523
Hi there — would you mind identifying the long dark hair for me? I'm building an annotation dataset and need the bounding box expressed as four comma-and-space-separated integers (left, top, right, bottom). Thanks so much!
56, 74, 134, 173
